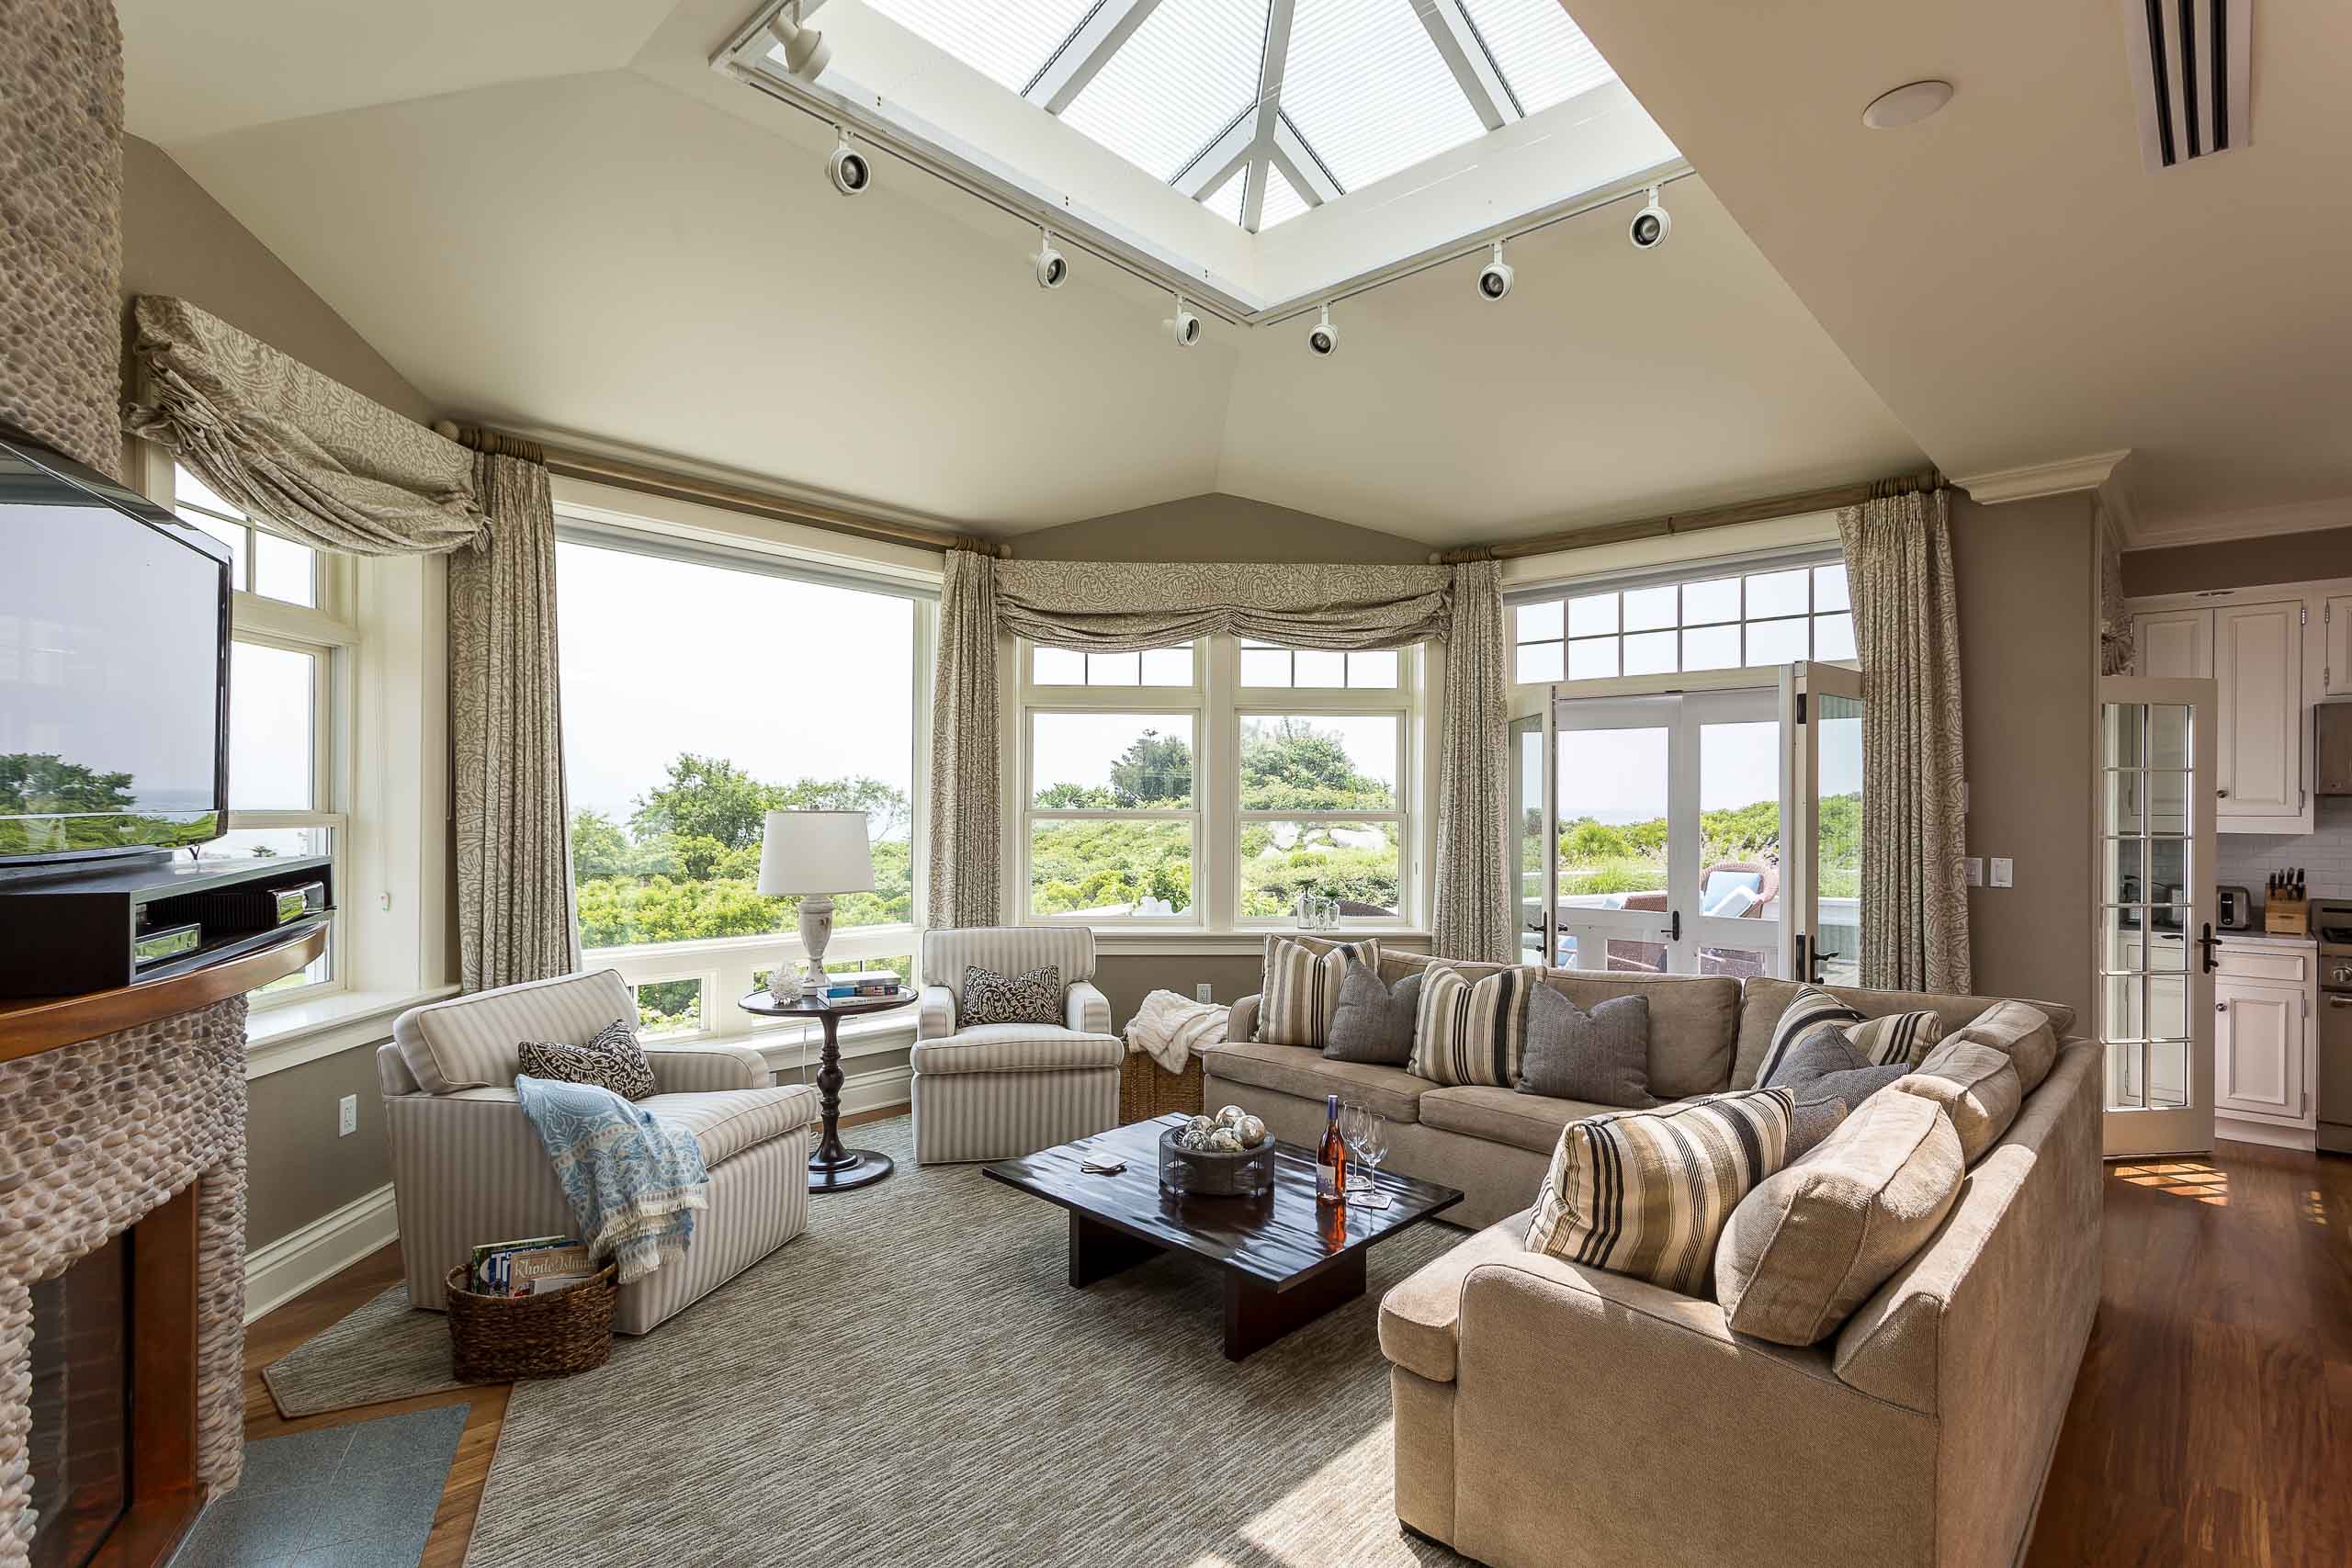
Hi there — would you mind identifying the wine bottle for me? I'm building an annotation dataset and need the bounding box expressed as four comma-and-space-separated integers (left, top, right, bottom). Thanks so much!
1317, 1093, 1349, 1206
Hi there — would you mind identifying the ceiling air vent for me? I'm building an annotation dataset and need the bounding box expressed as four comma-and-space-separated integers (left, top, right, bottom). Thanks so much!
2122, 0, 2252, 170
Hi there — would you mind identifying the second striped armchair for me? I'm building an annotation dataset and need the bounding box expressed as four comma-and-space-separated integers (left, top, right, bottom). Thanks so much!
910, 928, 1123, 1164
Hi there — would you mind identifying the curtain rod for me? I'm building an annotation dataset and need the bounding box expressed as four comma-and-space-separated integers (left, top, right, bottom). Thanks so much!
433, 422, 1011, 558
1428, 470, 1947, 564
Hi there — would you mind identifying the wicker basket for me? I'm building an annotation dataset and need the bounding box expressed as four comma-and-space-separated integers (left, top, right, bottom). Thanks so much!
1119, 1047, 1204, 1122
445, 1261, 617, 1382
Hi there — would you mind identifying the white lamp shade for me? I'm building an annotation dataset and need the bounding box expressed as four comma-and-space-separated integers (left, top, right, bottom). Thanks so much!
756, 809, 875, 897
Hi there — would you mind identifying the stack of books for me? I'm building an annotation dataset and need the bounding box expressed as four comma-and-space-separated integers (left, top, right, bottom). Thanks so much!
469, 1235, 598, 1297
818, 969, 903, 999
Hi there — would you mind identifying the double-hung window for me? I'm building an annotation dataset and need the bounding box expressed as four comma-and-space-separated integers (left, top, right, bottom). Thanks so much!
1017, 637, 1420, 929
175, 463, 348, 1003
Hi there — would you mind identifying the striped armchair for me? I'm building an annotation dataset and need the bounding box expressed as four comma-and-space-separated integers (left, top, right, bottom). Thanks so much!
379, 969, 817, 1335
911, 928, 1122, 1164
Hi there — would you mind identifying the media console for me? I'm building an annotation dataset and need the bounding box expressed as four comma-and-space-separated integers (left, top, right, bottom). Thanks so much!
0, 851, 334, 999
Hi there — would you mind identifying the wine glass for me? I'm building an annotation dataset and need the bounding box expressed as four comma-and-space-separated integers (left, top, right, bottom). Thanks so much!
1349, 1111, 1391, 1209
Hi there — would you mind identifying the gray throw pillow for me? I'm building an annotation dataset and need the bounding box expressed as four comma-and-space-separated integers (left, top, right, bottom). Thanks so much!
1763, 1019, 1908, 1122
1515, 989, 1654, 1108
1324, 964, 1422, 1066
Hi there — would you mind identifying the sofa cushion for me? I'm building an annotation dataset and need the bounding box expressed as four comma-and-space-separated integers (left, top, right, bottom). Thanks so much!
1411, 965, 1541, 1089
1539, 973, 1742, 1100
1419, 1086, 1624, 1155
909, 1023, 1122, 1076
1947, 999, 2061, 1096
642, 1085, 820, 1168
1378, 1209, 1533, 1382
1894, 1040, 2022, 1163
1325, 963, 1423, 1066
517, 1018, 656, 1101
1733, 977, 2077, 1090
1199, 1040, 1427, 1122
1848, 1010, 1945, 1069
1524, 1088, 1794, 1294
1258, 935, 1382, 1046
1714, 1089, 1964, 1347
1753, 985, 1865, 1087
1515, 991, 1653, 1108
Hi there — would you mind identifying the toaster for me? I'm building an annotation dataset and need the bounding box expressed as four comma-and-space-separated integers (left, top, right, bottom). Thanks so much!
2217, 886, 2255, 930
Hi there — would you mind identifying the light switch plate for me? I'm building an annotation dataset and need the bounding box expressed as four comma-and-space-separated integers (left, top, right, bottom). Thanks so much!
1964, 857, 1984, 887
1194, 983, 1214, 1003
338, 1093, 358, 1137
1989, 857, 2014, 888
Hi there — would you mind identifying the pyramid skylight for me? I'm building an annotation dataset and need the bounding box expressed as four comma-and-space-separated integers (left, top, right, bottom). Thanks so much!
855, 0, 1622, 231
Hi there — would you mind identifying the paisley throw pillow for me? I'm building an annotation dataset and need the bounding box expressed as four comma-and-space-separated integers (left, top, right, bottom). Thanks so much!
517, 1018, 657, 1101
961, 964, 1062, 1027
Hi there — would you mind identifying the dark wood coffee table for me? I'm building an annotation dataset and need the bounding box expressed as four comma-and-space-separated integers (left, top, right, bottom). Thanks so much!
982, 1113, 1464, 1360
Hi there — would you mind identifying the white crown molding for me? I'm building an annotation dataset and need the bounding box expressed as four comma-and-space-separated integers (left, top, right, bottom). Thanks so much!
244, 1183, 399, 1324
2120, 494, 2352, 552
1951, 450, 2132, 505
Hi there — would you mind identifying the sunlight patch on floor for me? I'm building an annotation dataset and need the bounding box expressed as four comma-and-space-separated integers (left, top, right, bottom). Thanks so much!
2114, 1161, 2230, 1206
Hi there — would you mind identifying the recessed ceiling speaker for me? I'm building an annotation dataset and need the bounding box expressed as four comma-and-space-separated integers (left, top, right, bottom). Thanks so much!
1476, 242, 1513, 300
766, 3, 831, 81
1861, 78, 1954, 130
1032, 229, 1068, 289
1165, 297, 1202, 348
1628, 186, 1670, 250
1306, 304, 1339, 356
828, 131, 870, 196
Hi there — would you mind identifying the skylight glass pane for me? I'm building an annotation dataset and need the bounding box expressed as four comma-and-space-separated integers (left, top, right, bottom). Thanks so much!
1204, 167, 1249, 227
1282, 0, 1487, 190
1258, 164, 1307, 230
1459, 0, 1618, 114
857, 0, 1101, 95
1061, 0, 1270, 183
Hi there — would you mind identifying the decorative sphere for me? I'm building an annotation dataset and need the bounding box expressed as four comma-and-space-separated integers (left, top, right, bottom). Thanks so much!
1216, 1104, 1247, 1127
1208, 1128, 1243, 1152
1187, 1114, 1218, 1139
1237, 1114, 1267, 1146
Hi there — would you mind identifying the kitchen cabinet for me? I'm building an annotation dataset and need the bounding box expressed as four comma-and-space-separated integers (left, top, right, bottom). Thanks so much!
2325, 595, 2350, 696
2132, 600, 2306, 829
2213, 942, 2315, 1130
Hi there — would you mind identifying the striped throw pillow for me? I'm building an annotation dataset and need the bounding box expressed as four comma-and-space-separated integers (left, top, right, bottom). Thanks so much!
1408, 964, 1535, 1088
1848, 1009, 1945, 1068
1752, 985, 1863, 1087
1257, 937, 1381, 1046
1525, 1088, 1794, 1294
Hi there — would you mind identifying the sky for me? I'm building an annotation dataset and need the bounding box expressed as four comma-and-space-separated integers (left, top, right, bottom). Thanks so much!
554, 541, 916, 827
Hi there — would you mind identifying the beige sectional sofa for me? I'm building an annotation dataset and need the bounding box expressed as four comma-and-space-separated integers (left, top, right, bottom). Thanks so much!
1209, 952, 2100, 1568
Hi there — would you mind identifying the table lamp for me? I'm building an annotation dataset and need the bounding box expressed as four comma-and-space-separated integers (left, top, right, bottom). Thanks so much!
756, 809, 875, 998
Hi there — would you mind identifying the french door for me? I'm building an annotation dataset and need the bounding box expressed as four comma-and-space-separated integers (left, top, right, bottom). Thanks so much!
2098, 675, 2218, 1158
1782, 661, 1864, 987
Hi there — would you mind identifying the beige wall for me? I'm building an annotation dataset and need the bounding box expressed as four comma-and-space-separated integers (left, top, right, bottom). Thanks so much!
1950, 491, 2099, 1027
2120, 524, 2352, 598
121, 133, 441, 1250
1013, 493, 1432, 563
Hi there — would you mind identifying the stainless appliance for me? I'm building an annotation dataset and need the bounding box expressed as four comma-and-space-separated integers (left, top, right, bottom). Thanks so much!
2319, 898, 2352, 1156
2217, 886, 2255, 930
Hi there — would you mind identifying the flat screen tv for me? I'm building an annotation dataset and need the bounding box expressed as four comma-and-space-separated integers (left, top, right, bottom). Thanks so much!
0, 430, 232, 866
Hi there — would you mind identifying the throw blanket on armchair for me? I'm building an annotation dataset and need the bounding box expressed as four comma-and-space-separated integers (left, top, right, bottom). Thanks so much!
514, 1075, 709, 1283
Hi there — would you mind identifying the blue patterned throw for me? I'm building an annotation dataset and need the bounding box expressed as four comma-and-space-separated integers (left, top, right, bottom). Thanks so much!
514, 1075, 709, 1283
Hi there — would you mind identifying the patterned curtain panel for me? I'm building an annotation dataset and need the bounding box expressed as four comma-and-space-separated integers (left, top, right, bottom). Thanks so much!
927, 550, 1003, 928
993, 559, 1452, 649
1837, 489, 1971, 994
2097, 496, 2134, 676
122, 295, 484, 554
450, 451, 581, 990
1434, 560, 1513, 963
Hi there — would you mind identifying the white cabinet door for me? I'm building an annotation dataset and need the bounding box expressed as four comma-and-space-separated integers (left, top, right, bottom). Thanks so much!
2214, 976, 2307, 1122
2133, 609, 2211, 679
2212, 601, 2303, 821
2325, 595, 2350, 697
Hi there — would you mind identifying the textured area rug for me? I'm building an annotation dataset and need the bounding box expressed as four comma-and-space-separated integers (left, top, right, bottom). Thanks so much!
466, 1115, 1474, 1567
262, 1285, 459, 1418
168, 1404, 467, 1568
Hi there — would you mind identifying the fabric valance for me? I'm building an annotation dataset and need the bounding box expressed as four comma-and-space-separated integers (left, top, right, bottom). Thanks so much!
121, 295, 485, 556
992, 559, 1454, 651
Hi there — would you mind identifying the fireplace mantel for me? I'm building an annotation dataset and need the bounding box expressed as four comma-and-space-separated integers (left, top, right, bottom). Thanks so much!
0, 929, 327, 1064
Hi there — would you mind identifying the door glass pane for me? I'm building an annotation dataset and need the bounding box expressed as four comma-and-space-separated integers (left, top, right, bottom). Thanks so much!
1513, 718, 1545, 966
2104, 769, 2145, 835
1699, 945, 1772, 979
1555, 726, 1667, 907
2098, 698, 2198, 1121
2103, 702, 2143, 767
2146, 704, 2189, 768
1604, 938, 1666, 973
2146, 771, 2188, 834
1815, 693, 1863, 987
1695, 720, 1779, 922
2105, 837, 2148, 903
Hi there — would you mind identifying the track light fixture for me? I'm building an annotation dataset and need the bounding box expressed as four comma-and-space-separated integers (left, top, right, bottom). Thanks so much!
1476, 241, 1514, 301
1031, 228, 1068, 289
1164, 296, 1202, 348
766, 2, 831, 81
1306, 303, 1339, 356
1628, 184, 1670, 250
828, 129, 870, 196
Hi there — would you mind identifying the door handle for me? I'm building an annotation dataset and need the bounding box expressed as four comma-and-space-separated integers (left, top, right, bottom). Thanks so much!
2199, 922, 2219, 975
2327, 996, 2352, 1009
1669, 910, 1681, 942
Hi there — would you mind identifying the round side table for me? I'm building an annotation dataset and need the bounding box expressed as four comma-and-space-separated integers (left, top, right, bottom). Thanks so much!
737, 987, 915, 1192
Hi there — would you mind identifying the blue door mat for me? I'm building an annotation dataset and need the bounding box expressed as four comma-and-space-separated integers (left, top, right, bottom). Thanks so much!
167, 1403, 469, 1568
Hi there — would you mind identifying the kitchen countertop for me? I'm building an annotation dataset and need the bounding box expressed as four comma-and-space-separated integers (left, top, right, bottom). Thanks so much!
2215, 929, 2318, 948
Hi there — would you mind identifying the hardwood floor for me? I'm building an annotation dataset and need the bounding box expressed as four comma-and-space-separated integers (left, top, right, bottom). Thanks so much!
240, 1130, 2350, 1567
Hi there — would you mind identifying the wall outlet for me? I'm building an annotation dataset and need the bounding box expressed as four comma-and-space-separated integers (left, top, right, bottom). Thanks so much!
1989, 857, 2014, 889
338, 1093, 358, 1137
1964, 857, 1984, 887
1194, 982, 1214, 1003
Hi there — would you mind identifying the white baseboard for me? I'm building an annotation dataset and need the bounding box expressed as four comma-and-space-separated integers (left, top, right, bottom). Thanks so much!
243, 1182, 399, 1324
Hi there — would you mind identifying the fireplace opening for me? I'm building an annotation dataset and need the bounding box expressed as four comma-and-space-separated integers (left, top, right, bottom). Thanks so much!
28, 1234, 132, 1568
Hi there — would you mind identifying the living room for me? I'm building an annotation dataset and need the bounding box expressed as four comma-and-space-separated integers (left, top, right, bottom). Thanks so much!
2, 2, 2346, 1566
